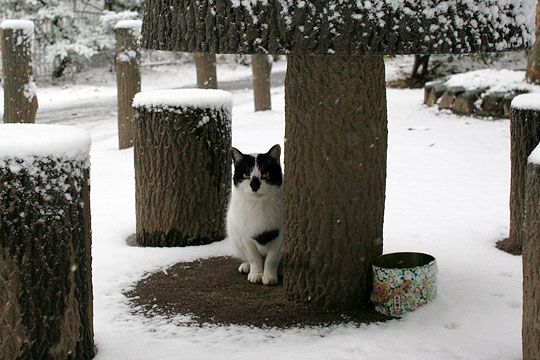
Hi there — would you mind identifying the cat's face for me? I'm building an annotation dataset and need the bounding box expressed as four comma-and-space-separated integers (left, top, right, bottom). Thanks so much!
231, 144, 282, 197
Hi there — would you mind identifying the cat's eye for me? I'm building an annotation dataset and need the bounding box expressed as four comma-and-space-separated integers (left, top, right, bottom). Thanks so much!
243, 174, 250, 179
261, 173, 270, 180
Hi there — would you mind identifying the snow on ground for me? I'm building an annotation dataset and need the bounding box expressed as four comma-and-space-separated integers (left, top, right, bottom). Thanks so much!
1, 62, 522, 359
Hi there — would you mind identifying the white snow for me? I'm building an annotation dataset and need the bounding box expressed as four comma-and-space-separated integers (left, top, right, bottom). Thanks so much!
133, 89, 233, 111
114, 20, 142, 36
444, 69, 539, 94
0, 19, 34, 33
0, 124, 90, 161
0, 59, 524, 359
511, 93, 540, 110
528, 143, 540, 166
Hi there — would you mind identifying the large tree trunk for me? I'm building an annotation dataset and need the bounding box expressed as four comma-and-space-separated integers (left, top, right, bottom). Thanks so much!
0, 137, 94, 359
193, 53, 217, 89
133, 90, 232, 247
284, 55, 387, 309
526, 0, 540, 84
251, 54, 272, 111
115, 23, 141, 149
1, 23, 38, 123
497, 106, 540, 255
523, 154, 540, 360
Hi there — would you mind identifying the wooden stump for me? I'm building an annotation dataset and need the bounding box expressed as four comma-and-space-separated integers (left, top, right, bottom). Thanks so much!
497, 94, 540, 255
523, 146, 540, 360
284, 55, 386, 309
452, 89, 484, 115
0, 20, 38, 123
115, 20, 142, 150
251, 54, 272, 111
423, 82, 446, 107
0, 124, 94, 359
132, 89, 232, 247
193, 53, 217, 89
438, 86, 465, 110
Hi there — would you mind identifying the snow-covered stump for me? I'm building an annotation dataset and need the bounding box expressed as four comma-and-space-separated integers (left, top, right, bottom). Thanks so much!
497, 94, 540, 255
251, 54, 272, 111
132, 89, 232, 247
523, 145, 540, 360
0, 124, 94, 359
193, 53, 217, 89
115, 20, 142, 150
0, 20, 38, 123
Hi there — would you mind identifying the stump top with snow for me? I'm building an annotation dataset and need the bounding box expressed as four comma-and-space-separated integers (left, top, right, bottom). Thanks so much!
0, 124, 91, 161
141, 0, 534, 55
0, 19, 34, 33
512, 93, 540, 111
132, 89, 233, 111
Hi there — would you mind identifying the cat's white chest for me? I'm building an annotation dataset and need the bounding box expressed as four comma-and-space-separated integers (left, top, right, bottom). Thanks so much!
227, 191, 282, 237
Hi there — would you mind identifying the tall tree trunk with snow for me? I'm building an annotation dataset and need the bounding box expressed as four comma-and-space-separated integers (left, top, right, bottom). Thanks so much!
523, 152, 540, 360
0, 21, 38, 123
133, 90, 232, 247
0, 125, 94, 359
526, 0, 540, 84
194, 53, 217, 89
497, 105, 540, 255
251, 54, 272, 111
284, 55, 387, 309
115, 22, 141, 149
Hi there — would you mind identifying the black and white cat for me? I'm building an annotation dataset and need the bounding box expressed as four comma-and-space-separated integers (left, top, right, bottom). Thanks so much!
226, 144, 283, 285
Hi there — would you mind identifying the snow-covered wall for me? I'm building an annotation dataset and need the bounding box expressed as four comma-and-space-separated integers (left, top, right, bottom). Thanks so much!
142, 0, 534, 55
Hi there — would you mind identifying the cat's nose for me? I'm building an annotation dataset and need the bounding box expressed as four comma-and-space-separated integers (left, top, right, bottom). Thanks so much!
250, 177, 261, 192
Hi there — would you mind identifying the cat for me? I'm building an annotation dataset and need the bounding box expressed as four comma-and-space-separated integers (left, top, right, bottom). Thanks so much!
226, 144, 283, 285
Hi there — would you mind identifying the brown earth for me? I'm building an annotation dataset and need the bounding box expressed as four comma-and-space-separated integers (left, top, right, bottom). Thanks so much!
125, 256, 388, 328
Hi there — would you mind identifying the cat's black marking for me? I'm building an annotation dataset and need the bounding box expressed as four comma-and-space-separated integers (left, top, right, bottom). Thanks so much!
232, 152, 255, 187
252, 229, 280, 245
256, 152, 282, 187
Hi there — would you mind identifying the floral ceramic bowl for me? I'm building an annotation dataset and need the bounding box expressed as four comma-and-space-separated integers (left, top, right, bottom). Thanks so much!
371, 252, 437, 317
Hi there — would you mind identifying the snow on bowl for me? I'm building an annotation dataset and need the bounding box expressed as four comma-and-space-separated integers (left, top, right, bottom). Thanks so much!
133, 89, 233, 111
371, 252, 438, 317
0, 124, 91, 161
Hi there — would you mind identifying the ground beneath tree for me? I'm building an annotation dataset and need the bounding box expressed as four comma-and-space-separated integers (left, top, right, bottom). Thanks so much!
125, 256, 387, 328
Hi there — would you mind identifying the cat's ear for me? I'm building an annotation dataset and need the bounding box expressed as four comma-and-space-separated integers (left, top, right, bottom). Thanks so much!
267, 144, 281, 160
231, 147, 244, 164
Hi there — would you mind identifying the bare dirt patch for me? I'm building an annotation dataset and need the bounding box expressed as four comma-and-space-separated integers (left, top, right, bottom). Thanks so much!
125, 256, 388, 328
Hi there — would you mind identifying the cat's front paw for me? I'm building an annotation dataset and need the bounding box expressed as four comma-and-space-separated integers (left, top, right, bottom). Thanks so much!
238, 262, 250, 274
247, 272, 263, 283
262, 273, 278, 286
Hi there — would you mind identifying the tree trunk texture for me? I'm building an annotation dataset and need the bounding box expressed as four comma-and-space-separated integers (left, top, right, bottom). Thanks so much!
0, 157, 94, 359
115, 27, 141, 149
134, 105, 231, 247
523, 157, 540, 360
284, 55, 387, 309
251, 54, 272, 111
1, 27, 38, 123
193, 53, 217, 89
526, 0, 540, 84
497, 107, 540, 255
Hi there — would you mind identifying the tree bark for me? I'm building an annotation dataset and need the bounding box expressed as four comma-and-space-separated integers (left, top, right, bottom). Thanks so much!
134, 99, 232, 247
284, 55, 387, 309
1, 26, 38, 123
0, 156, 94, 359
115, 26, 141, 149
251, 54, 272, 111
193, 53, 217, 89
497, 107, 540, 255
526, 0, 540, 84
523, 156, 540, 360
